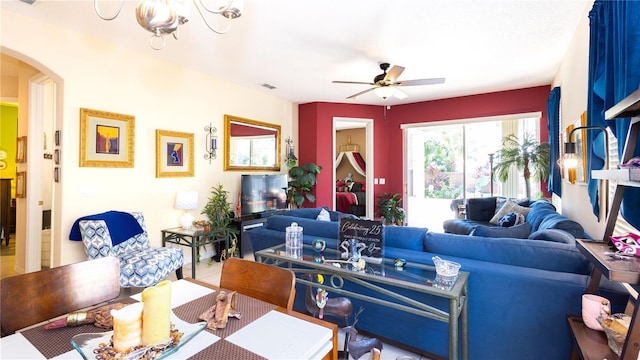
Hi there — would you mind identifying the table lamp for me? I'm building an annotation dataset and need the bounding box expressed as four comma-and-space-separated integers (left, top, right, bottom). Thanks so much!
175, 191, 198, 230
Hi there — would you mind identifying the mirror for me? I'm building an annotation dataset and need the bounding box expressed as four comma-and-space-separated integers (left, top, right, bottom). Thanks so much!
224, 114, 281, 171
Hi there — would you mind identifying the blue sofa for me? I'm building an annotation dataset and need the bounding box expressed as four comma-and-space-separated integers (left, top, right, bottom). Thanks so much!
443, 198, 586, 241
247, 207, 627, 360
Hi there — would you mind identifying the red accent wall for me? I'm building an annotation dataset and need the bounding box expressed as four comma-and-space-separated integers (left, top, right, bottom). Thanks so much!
298, 85, 552, 210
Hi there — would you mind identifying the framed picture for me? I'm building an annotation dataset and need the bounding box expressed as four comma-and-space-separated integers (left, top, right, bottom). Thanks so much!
54, 167, 60, 183
155, 130, 194, 178
80, 108, 135, 168
54, 149, 60, 165
55, 130, 61, 146
16, 136, 27, 163
16, 172, 26, 198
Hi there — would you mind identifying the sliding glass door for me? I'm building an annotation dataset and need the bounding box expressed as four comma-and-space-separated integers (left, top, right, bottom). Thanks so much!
405, 115, 539, 230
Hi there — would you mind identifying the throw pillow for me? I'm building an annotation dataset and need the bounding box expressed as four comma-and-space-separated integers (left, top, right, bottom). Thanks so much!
490, 200, 531, 225
316, 208, 331, 221
471, 222, 531, 239
498, 212, 526, 227
528, 229, 576, 244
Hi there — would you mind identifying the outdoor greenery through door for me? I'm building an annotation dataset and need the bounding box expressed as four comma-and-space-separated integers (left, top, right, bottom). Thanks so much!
404, 115, 541, 231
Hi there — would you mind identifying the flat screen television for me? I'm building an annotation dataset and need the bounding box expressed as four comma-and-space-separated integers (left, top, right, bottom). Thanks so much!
240, 174, 288, 216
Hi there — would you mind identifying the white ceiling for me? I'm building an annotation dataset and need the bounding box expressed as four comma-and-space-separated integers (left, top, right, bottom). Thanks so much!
1, 0, 590, 106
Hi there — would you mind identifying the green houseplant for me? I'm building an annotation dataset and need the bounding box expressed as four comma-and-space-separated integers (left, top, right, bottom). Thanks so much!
375, 193, 406, 225
201, 183, 238, 262
286, 162, 322, 208
493, 132, 550, 199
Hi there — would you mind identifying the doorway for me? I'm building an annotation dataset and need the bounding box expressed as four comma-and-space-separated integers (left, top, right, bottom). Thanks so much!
1, 53, 57, 274
403, 113, 541, 231
333, 117, 374, 218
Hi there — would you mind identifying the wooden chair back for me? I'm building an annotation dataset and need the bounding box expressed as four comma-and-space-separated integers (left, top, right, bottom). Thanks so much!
0, 257, 121, 336
220, 258, 296, 309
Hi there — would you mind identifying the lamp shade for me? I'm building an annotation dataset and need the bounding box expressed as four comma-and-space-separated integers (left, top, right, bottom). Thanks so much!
374, 86, 395, 99
175, 191, 198, 210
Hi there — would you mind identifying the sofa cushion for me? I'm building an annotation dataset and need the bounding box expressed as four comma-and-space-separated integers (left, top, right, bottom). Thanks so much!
466, 197, 497, 222
284, 208, 323, 219
472, 222, 531, 239
423, 232, 591, 274
316, 208, 331, 221
497, 212, 526, 227
538, 214, 585, 238
384, 226, 427, 251
490, 200, 531, 224
529, 229, 576, 244
266, 215, 340, 239
443, 219, 492, 235
526, 200, 558, 230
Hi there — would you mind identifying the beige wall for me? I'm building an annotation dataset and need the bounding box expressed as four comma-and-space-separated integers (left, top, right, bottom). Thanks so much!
551, 0, 606, 238
1, 9, 297, 268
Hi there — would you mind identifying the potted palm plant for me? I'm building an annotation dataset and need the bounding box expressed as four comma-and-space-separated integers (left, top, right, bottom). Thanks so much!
202, 183, 238, 262
375, 193, 406, 225
286, 162, 322, 208
493, 132, 550, 199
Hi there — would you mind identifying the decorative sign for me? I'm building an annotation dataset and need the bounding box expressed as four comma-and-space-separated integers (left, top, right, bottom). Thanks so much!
339, 218, 384, 263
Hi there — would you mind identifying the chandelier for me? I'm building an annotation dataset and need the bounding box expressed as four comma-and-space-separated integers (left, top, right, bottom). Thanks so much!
94, 0, 243, 50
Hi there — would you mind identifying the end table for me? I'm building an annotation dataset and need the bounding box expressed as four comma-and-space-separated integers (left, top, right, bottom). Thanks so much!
161, 227, 228, 279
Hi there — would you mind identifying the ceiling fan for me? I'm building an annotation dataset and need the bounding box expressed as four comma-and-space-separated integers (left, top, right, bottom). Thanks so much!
333, 62, 445, 100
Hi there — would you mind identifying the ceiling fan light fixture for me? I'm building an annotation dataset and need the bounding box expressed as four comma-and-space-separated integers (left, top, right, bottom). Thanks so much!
374, 86, 395, 100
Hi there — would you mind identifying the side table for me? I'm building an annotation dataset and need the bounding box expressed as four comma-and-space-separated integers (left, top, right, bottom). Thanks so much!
161, 227, 228, 279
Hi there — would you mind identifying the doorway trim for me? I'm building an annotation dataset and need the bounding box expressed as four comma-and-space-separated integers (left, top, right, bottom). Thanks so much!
25, 73, 52, 272
333, 117, 374, 218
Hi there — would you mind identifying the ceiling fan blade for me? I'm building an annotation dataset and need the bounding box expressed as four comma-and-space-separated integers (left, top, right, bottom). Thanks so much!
346, 87, 376, 99
384, 65, 405, 83
396, 78, 445, 86
393, 87, 408, 99
333, 80, 376, 85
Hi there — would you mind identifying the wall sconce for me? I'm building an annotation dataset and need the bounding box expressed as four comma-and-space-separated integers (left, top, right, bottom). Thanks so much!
560, 126, 609, 170
205, 123, 217, 164
284, 136, 297, 167
175, 191, 198, 229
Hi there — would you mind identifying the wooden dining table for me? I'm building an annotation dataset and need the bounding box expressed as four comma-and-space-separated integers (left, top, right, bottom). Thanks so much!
0, 278, 338, 360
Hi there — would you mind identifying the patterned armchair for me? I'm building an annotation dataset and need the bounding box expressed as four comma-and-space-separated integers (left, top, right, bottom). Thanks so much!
79, 212, 184, 288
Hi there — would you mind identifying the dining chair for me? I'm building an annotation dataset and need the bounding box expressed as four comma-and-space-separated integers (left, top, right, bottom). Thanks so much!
220, 257, 296, 309
0, 256, 121, 337
370, 347, 381, 360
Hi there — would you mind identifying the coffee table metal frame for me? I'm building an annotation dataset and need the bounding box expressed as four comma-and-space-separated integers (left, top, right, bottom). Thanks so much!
256, 244, 469, 360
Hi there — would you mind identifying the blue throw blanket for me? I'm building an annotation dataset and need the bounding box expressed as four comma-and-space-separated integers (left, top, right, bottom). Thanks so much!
69, 211, 144, 246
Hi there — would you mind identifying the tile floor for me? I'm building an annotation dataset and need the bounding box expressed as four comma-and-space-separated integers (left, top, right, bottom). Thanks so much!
1, 245, 429, 360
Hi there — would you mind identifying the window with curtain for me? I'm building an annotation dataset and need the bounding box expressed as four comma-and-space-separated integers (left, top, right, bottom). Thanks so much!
586, 0, 640, 229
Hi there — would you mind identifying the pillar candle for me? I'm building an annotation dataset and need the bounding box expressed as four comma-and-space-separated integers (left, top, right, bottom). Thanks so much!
141, 280, 172, 345
110, 303, 143, 353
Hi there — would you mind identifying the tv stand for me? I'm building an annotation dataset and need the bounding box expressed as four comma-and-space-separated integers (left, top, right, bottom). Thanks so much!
231, 210, 285, 258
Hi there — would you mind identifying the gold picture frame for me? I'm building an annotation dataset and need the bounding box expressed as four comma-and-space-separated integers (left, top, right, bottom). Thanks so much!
16, 172, 26, 198
155, 130, 194, 178
79, 108, 135, 168
16, 136, 27, 163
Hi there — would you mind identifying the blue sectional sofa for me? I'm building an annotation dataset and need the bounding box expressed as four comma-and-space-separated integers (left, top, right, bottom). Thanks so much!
443, 197, 585, 241
247, 207, 627, 360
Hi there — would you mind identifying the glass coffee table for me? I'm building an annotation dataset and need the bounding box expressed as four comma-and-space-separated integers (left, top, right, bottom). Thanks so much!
256, 244, 469, 360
